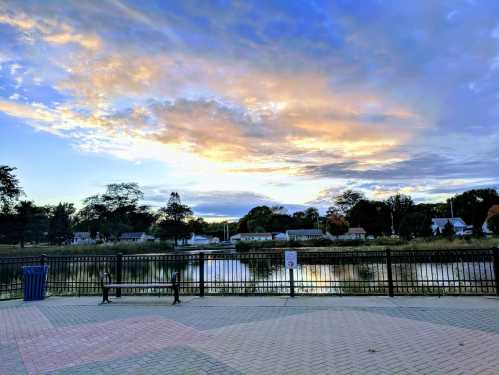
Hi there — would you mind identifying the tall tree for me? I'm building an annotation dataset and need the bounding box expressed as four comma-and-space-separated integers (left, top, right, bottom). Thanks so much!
48, 203, 75, 245
399, 212, 432, 240
386, 194, 414, 235
157, 192, 193, 245
188, 217, 208, 234
238, 206, 274, 233
326, 213, 349, 236
12, 201, 48, 247
451, 189, 499, 233
78, 183, 147, 240
347, 199, 391, 237
0, 165, 22, 211
334, 190, 365, 215
442, 220, 455, 239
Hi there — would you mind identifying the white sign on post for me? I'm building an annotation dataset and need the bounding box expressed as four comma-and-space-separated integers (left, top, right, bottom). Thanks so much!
285, 251, 298, 269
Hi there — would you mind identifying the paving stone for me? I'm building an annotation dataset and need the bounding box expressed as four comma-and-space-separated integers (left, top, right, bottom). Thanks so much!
0, 297, 498, 374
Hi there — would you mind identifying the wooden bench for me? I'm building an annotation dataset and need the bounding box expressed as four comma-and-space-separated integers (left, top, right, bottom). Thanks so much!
100, 272, 181, 305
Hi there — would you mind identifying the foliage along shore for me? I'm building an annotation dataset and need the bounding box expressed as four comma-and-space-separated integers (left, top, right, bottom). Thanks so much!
1, 236, 497, 257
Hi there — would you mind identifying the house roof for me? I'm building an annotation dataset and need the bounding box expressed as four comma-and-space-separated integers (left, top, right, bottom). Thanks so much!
286, 229, 323, 236
120, 232, 146, 239
240, 233, 272, 237
432, 218, 467, 227
348, 227, 366, 234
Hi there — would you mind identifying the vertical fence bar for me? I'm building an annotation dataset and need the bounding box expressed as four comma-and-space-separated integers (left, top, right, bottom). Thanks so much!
199, 252, 205, 297
493, 247, 499, 297
386, 248, 394, 297
289, 268, 295, 297
116, 253, 122, 298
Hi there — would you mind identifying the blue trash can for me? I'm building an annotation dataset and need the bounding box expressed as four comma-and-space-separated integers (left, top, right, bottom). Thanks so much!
22, 265, 49, 301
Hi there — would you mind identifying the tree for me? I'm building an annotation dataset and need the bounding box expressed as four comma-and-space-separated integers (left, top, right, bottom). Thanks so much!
399, 212, 432, 240
188, 217, 208, 234
11, 201, 48, 247
326, 206, 341, 217
238, 206, 274, 233
304, 207, 320, 227
488, 215, 499, 235
326, 213, 348, 236
128, 205, 156, 233
78, 183, 147, 241
442, 220, 455, 239
386, 194, 414, 235
0, 165, 23, 211
157, 192, 193, 245
452, 189, 499, 234
334, 190, 365, 215
347, 199, 391, 237
48, 203, 75, 245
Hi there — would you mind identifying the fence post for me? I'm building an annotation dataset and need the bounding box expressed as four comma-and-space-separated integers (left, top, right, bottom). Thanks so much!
386, 248, 394, 297
116, 253, 123, 298
289, 268, 295, 297
199, 252, 205, 297
493, 247, 499, 297
40, 254, 47, 266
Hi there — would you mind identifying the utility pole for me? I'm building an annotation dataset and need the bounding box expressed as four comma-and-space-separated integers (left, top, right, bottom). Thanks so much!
450, 198, 454, 218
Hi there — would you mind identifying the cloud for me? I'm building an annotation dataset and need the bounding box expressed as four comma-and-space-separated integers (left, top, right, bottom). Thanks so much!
0, 5, 102, 50
1, 0, 499, 207
302, 152, 499, 181
142, 187, 306, 218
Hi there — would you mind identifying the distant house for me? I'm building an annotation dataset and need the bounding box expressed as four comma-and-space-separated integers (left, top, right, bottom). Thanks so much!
286, 229, 324, 241
273, 232, 287, 241
230, 233, 273, 243
327, 227, 367, 241
342, 227, 367, 240
119, 232, 155, 243
72, 232, 99, 245
431, 218, 472, 236
187, 233, 220, 245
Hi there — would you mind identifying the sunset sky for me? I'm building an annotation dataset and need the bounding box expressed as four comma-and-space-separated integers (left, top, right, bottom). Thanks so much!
1, 0, 499, 219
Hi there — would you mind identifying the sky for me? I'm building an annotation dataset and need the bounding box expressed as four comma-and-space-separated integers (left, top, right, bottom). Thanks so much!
0, 0, 499, 220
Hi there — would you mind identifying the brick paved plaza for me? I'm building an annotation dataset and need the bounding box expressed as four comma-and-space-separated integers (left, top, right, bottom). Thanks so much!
1, 296, 499, 375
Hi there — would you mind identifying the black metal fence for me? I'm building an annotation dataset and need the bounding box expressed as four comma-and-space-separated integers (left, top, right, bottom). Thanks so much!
1, 249, 499, 300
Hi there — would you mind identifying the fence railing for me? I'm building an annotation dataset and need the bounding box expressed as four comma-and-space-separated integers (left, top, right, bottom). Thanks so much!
1, 248, 499, 300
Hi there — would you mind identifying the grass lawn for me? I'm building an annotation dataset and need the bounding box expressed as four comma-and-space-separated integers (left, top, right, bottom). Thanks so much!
0, 237, 497, 257
0, 242, 174, 257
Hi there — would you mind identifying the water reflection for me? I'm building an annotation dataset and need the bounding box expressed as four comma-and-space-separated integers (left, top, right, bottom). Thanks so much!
1, 256, 496, 299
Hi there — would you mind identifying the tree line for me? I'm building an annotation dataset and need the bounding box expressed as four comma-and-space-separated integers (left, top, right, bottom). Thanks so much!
0, 166, 210, 246
237, 189, 499, 239
1, 165, 498, 248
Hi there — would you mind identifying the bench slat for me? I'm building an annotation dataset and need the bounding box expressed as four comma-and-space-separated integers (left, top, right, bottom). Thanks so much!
105, 283, 174, 288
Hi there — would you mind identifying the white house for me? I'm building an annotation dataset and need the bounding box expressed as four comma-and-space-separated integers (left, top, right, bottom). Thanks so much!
286, 229, 324, 241
230, 233, 273, 243
341, 227, 367, 240
119, 232, 155, 243
187, 233, 220, 245
431, 218, 472, 236
72, 232, 99, 245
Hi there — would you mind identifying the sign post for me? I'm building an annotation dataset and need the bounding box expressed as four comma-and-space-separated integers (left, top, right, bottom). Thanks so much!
285, 251, 298, 297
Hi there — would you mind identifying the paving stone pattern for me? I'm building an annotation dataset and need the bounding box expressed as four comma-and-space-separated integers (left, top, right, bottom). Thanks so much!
1, 296, 499, 374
